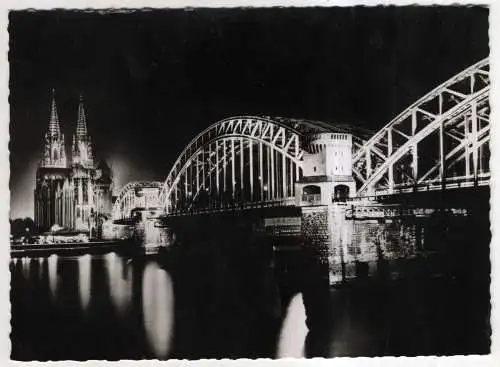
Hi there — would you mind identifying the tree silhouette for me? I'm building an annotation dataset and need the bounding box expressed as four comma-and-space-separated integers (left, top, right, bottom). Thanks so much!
10, 217, 35, 239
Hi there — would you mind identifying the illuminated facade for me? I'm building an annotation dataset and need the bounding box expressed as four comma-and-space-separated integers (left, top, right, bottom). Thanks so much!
34, 91, 113, 234
295, 132, 356, 206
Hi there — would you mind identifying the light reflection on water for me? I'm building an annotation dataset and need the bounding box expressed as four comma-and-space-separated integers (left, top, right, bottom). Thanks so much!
38, 257, 44, 279
78, 254, 92, 311
47, 254, 58, 300
106, 252, 133, 314
142, 261, 174, 359
9, 208, 490, 360
277, 293, 308, 358
12, 250, 174, 358
21, 257, 30, 278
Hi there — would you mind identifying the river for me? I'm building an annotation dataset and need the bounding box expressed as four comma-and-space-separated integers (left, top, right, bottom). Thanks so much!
10, 209, 490, 360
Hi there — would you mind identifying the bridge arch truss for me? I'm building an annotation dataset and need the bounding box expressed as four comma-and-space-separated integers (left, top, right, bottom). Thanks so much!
160, 117, 308, 214
353, 58, 490, 196
113, 181, 163, 220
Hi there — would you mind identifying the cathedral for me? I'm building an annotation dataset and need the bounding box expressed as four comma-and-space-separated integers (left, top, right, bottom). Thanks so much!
34, 91, 113, 235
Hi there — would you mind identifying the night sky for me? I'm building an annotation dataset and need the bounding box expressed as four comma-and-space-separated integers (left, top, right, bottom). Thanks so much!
9, 6, 489, 219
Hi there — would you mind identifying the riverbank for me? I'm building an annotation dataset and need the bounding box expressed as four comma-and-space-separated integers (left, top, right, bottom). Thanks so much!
10, 240, 136, 258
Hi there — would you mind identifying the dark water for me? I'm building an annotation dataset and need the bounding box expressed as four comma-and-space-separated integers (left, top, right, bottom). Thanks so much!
10, 211, 490, 360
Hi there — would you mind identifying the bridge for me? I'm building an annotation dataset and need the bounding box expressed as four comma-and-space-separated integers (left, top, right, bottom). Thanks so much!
113, 58, 489, 221
112, 181, 163, 222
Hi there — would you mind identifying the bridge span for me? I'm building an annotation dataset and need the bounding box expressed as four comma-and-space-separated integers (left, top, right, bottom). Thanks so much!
151, 58, 489, 217
109, 59, 490, 284
110, 58, 489, 222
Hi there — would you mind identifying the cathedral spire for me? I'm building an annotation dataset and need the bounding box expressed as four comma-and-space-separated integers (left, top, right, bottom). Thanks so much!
76, 94, 88, 140
72, 94, 94, 168
41, 89, 67, 168
48, 88, 62, 137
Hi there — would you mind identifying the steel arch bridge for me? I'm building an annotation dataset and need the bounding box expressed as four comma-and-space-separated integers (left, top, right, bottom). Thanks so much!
113, 181, 163, 220
354, 58, 490, 196
159, 116, 371, 214
159, 58, 490, 215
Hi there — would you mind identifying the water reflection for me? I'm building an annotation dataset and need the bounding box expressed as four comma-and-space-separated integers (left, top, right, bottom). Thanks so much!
47, 254, 58, 300
38, 257, 44, 279
105, 252, 133, 314
277, 293, 308, 358
78, 254, 92, 311
21, 257, 30, 278
142, 261, 174, 358
9, 207, 491, 360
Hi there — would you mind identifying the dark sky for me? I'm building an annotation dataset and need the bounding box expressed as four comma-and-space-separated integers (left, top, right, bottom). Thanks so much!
9, 6, 489, 219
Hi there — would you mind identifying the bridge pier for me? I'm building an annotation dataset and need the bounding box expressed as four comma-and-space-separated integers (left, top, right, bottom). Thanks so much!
299, 204, 352, 285
300, 199, 479, 286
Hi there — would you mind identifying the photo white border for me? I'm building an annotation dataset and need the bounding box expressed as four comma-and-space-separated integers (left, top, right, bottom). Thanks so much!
0, 1, 497, 366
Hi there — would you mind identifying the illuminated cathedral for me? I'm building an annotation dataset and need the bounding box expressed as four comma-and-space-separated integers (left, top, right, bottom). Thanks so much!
34, 90, 113, 235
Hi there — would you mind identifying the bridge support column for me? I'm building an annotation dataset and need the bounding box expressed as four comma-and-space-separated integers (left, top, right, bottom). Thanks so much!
388, 129, 394, 193
300, 203, 352, 285
270, 146, 275, 200
259, 141, 264, 201
231, 138, 236, 200
471, 100, 479, 178
240, 137, 244, 199
249, 140, 254, 200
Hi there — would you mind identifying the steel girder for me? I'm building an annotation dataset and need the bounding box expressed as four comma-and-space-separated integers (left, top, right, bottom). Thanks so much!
112, 181, 162, 220
160, 116, 304, 214
354, 58, 490, 196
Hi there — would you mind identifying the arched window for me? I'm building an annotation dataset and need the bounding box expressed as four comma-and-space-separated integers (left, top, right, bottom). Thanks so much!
302, 185, 321, 204
333, 184, 349, 202
303, 185, 321, 195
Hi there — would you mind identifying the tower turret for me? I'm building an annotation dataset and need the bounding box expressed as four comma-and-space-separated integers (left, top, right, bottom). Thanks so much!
296, 131, 356, 206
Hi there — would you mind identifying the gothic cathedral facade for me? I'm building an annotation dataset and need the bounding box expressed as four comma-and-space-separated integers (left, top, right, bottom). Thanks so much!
34, 91, 113, 235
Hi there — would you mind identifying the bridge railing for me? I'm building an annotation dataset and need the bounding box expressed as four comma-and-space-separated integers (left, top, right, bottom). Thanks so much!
370, 173, 490, 197
342, 172, 490, 202
300, 194, 322, 206
345, 205, 469, 219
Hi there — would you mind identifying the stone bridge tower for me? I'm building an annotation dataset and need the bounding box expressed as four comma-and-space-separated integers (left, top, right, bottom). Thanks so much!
295, 131, 356, 284
295, 131, 356, 206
